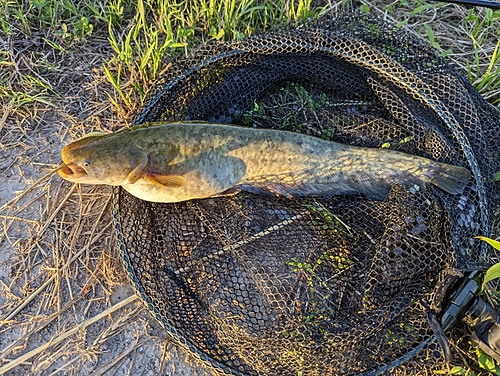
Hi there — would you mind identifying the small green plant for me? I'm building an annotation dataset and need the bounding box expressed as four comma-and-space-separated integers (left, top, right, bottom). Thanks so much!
470, 236, 500, 374
462, 8, 500, 46
304, 202, 354, 238
280, 350, 306, 375
240, 82, 333, 129
287, 204, 354, 322
423, 24, 452, 57
396, 2, 442, 29
466, 38, 500, 101
433, 365, 475, 375
288, 248, 353, 284
241, 100, 267, 125
1, 88, 55, 109
320, 128, 335, 140
381, 135, 415, 150
57, 16, 94, 42
476, 348, 500, 375
476, 236, 500, 290
462, 8, 500, 102
360, 4, 370, 14
385, 322, 417, 348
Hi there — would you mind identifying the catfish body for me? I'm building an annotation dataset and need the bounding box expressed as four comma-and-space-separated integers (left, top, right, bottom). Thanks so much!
58, 121, 470, 203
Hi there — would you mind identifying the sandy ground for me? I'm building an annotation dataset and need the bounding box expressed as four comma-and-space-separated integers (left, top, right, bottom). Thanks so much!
0, 4, 498, 376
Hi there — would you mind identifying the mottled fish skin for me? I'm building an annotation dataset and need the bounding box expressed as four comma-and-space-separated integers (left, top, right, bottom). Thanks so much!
58, 121, 470, 203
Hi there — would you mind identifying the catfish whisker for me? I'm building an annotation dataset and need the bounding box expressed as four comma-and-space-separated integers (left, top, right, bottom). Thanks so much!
0, 164, 69, 212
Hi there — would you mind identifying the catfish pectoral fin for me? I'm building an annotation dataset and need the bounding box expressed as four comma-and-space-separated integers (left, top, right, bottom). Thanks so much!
145, 174, 187, 188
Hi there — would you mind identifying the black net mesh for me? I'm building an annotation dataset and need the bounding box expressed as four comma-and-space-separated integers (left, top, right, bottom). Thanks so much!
111, 13, 500, 375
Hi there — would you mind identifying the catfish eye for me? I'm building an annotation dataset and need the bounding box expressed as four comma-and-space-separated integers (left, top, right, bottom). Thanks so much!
82, 160, 91, 167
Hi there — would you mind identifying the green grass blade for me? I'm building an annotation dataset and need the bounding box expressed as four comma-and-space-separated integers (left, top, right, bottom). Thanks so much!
103, 62, 132, 109
485, 40, 500, 78
483, 263, 500, 290
476, 236, 500, 251
477, 236, 500, 290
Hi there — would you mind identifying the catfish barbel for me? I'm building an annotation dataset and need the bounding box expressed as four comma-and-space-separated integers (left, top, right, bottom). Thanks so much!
58, 121, 470, 203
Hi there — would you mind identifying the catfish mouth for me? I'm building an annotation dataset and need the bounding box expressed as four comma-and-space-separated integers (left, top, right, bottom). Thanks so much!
58, 163, 88, 180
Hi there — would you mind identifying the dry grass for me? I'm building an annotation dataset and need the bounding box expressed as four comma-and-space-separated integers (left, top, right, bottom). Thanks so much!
0, 1, 499, 375
0, 24, 214, 375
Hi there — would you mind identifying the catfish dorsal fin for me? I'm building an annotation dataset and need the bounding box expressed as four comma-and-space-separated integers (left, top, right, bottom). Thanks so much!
146, 174, 187, 188
78, 131, 108, 140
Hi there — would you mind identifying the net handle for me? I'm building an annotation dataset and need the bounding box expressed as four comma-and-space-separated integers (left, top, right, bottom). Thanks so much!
435, 0, 500, 9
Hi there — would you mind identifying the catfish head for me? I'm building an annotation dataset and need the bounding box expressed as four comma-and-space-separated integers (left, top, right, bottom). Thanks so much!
58, 132, 149, 186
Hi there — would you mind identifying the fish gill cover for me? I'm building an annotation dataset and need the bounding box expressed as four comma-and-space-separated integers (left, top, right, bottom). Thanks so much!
111, 13, 500, 375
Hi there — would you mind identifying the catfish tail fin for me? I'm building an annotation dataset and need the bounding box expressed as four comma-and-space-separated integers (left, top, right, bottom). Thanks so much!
425, 162, 470, 194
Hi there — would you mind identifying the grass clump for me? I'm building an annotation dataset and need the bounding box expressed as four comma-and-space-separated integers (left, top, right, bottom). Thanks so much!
0, 0, 103, 41
102, 0, 329, 114
359, 0, 500, 103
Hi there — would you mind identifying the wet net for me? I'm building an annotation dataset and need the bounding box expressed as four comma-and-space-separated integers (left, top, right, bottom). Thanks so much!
111, 13, 500, 375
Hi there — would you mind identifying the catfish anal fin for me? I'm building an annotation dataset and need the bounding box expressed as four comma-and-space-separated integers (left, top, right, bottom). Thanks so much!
236, 181, 392, 200
210, 187, 241, 198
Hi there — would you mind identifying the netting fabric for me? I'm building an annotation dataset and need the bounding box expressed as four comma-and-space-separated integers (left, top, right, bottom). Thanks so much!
111, 13, 500, 375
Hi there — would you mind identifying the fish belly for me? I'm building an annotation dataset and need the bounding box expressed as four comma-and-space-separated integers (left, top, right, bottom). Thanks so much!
123, 152, 248, 202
